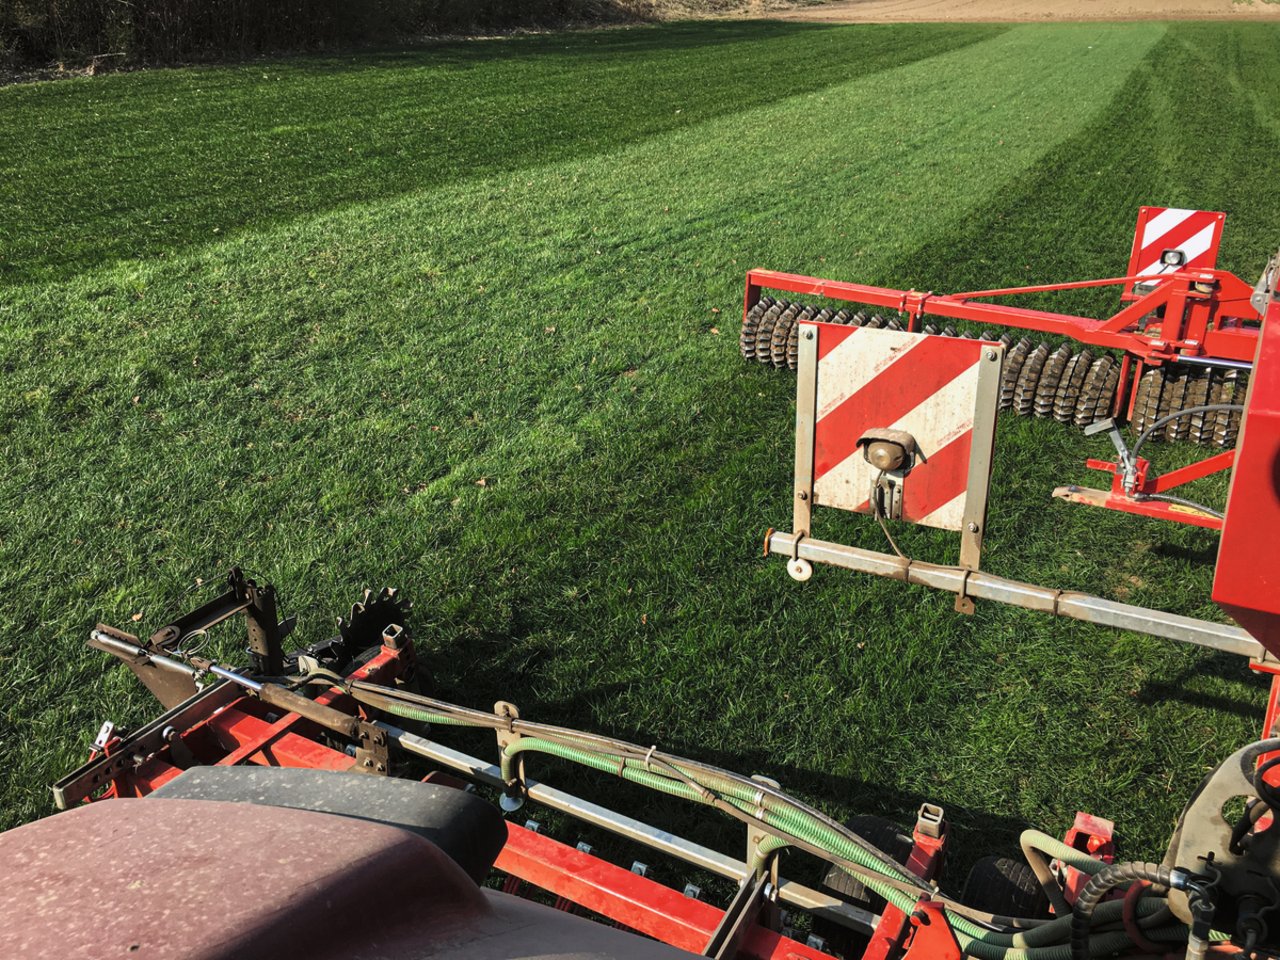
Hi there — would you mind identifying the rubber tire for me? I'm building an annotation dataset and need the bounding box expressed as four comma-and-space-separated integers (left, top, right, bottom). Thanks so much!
961, 855, 1052, 921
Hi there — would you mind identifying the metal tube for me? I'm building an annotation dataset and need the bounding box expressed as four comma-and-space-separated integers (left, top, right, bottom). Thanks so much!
89, 631, 265, 691
1172, 355, 1253, 372
377, 722, 878, 934
765, 533, 1264, 659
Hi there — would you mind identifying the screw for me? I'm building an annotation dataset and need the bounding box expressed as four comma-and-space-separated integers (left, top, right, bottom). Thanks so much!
986, 349, 998, 361
798, 491, 808, 501
804, 330, 814, 340
967, 522, 979, 532
362, 758, 373, 767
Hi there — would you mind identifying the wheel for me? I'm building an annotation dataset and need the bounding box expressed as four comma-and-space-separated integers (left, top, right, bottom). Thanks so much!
961, 855, 1052, 920
787, 558, 813, 581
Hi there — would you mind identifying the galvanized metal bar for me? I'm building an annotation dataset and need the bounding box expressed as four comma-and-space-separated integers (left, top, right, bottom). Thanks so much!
1173, 355, 1253, 372
794, 323, 819, 536
377, 722, 878, 935
956, 343, 1004, 614
765, 531, 1263, 659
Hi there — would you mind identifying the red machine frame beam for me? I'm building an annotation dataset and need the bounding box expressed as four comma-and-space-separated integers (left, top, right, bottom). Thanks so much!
745, 268, 1260, 363
494, 823, 835, 960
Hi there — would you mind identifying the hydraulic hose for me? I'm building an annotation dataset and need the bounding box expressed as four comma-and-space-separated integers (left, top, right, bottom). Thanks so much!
1070, 862, 1182, 960
1019, 829, 1105, 917
1130, 403, 1243, 464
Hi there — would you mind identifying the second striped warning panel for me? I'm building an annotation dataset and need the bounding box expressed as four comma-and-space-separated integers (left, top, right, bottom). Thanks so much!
807, 323, 999, 531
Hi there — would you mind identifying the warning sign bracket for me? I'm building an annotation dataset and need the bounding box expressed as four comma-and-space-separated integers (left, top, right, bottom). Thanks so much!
785, 321, 1003, 606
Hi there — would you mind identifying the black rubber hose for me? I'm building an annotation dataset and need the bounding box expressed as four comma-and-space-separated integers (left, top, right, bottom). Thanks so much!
1135, 492, 1226, 520
1070, 862, 1177, 960
1131, 403, 1244, 463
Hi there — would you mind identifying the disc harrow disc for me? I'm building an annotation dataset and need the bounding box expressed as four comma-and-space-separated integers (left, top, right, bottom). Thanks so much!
1052, 348, 1093, 423
1013, 343, 1051, 416
1074, 355, 1118, 427
1034, 344, 1074, 418
999, 338, 1033, 411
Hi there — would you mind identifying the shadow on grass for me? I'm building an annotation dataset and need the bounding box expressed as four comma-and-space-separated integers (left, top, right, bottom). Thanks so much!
1135, 651, 1269, 724
0, 21, 1005, 287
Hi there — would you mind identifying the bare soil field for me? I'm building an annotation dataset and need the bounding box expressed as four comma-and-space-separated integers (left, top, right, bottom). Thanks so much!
766, 0, 1280, 21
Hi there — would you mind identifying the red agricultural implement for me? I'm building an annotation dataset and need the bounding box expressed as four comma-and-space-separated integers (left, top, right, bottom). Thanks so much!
4, 571, 1277, 960
750, 209, 1280, 740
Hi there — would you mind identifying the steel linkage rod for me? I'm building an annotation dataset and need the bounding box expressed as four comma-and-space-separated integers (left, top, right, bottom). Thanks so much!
764, 532, 1263, 660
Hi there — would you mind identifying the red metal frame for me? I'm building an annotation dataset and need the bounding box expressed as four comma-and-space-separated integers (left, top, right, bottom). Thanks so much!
745, 267, 1261, 367
864, 816, 949, 960
494, 821, 833, 960
1063, 449, 1237, 531
1214, 292, 1280, 661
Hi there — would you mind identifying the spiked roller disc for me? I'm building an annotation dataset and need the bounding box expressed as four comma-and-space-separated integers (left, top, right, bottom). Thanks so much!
1013, 343, 1050, 416
1034, 344, 1073, 418
1131, 368, 1165, 435
1074, 355, 1118, 427
740, 297, 775, 362
1162, 369, 1192, 442
755, 301, 791, 365
1052, 348, 1093, 423
999, 338, 1033, 412
770, 305, 808, 369
1184, 371, 1213, 445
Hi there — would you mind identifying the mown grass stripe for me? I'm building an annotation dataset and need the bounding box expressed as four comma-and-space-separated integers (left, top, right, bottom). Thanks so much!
0, 22, 1004, 287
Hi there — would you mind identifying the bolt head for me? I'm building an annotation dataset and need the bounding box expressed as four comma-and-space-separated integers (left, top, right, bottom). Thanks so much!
967, 522, 979, 532
804, 330, 815, 340
986, 349, 998, 361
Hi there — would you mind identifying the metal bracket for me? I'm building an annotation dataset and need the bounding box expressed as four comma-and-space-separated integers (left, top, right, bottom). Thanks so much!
495, 700, 526, 811
352, 720, 390, 776
703, 873, 773, 960
1085, 418, 1139, 493
52, 680, 243, 808
873, 473, 905, 522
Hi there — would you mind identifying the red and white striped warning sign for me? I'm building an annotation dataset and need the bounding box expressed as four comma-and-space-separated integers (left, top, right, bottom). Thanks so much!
1124, 206, 1224, 296
809, 325, 996, 531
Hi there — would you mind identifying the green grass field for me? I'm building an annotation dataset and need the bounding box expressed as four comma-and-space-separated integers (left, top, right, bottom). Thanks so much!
3, 19, 1279, 886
